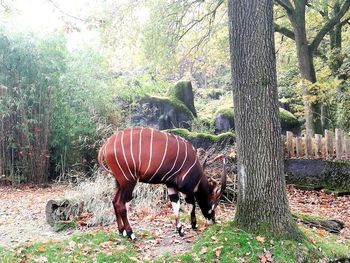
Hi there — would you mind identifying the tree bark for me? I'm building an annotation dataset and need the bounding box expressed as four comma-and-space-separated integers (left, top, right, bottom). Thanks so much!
228, 0, 300, 239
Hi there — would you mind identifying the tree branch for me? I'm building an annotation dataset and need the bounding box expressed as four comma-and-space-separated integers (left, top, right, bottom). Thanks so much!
274, 23, 295, 40
177, 0, 224, 41
274, 0, 294, 13
310, 0, 350, 53
340, 16, 350, 26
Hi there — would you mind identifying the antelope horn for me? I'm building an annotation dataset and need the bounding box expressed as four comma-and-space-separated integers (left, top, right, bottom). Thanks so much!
215, 157, 227, 204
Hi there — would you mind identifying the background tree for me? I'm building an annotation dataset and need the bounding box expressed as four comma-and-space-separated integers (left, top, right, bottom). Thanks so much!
274, 0, 350, 134
228, 0, 300, 238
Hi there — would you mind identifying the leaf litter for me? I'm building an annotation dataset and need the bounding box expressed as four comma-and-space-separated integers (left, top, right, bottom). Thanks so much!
0, 183, 349, 260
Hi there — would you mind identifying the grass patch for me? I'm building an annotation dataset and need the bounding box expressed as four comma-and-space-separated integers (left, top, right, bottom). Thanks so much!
292, 212, 328, 221
157, 222, 350, 263
0, 230, 137, 263
53, 221, 77, 232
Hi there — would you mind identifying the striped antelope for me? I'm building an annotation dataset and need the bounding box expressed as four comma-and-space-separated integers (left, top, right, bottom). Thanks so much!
98, 127, 226, 240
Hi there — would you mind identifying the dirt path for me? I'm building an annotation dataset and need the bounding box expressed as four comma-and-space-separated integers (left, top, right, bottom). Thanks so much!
0, 185, 82, 247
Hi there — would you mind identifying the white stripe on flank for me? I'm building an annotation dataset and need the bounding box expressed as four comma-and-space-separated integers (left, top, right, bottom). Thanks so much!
181, 156, 198, 182
143, 128, 154, 176
138, 127, 143, 172
114, 132, 130, 181
129, 128, 137, 180
161, 135, 180, 181
121, 131, 134, 181
166, 140, 188, 182
149, 132, 169, 181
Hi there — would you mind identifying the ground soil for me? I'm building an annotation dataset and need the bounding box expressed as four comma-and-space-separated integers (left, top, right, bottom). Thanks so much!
0, 184, 349, 260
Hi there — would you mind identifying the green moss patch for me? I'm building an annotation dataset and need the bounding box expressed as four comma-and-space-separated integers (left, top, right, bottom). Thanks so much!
279, 108, 300, 130
0, 231, 137, 263
167, 128, 235, 142
157, 223, 350, 263
143, 95, 194, 119
167, 81, 196, 116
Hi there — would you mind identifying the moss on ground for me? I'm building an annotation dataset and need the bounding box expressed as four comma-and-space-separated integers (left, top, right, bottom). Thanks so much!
156, 223, 350, 263
167, 128, 235, 142
0, 231, 137, 263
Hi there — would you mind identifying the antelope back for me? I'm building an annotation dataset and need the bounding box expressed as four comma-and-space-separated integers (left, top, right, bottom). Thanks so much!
100, 128, 201, 185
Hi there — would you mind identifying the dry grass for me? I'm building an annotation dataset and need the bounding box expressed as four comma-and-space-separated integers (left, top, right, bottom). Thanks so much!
64, 169, 168, 226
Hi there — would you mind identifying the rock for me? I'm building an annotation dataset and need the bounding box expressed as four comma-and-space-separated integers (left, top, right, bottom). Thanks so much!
131, 82, 197, 130
284, 159, 350, 192
214, 113, 234, 134
168, 81, 197, 117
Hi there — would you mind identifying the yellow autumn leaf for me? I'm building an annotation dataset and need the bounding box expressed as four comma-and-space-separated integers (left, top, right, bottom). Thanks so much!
256, 235, 265, 243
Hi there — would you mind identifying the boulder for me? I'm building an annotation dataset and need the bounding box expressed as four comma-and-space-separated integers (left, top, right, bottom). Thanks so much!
131, 81, 196, 130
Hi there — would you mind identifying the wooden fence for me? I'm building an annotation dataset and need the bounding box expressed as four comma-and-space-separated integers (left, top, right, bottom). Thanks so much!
285, 129, 350, 160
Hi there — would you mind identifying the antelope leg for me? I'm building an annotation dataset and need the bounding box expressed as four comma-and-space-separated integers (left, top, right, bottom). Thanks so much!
168, 187, 184, 236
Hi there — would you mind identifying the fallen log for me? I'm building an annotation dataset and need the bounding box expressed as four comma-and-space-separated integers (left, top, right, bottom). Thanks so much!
45, 199, 83, 226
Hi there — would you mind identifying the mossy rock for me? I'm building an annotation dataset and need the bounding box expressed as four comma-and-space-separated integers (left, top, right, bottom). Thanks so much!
168, 81, 197, 117
143, 95, 194, 119
279, 108, 300, 132
167, 128, 235, 149
212, 107, 300, 134
133, 82, 197, 130
206, 88, 224, 99
214, 108, 234, 134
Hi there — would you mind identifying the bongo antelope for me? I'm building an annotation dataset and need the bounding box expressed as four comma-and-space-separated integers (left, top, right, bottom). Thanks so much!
98, 127, 226, 240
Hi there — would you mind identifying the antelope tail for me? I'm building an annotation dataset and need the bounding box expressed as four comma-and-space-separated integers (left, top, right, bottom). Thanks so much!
98, 142, 113, 175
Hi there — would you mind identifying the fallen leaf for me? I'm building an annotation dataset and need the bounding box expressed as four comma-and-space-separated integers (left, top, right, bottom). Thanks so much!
36, 247, 46, 253
213, 246, 223, 258
256, 235, 265, 243
200, 247, 208, 255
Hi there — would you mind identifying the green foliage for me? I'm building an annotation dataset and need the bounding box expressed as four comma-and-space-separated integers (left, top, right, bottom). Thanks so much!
0, 29, 66, 183
0, 231, 137, 263
337, 87, 350, 131
50, 46, 118, 176
114, 74, 170, 103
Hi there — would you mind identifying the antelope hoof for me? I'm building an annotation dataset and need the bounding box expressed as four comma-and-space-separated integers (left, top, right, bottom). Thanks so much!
126, 230, 137, 241
191, 224, 198, 230
177, 226, 185, 237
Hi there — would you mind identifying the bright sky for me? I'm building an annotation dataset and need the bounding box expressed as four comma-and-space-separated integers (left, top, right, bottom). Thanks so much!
4, 0, 100, 50
2, 0, 149, 52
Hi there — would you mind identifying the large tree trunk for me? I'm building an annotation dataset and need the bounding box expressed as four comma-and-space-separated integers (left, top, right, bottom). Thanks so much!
228, 0, 300, 239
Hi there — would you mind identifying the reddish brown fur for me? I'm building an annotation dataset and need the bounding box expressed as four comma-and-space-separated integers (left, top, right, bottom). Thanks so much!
98, 127, 225, 239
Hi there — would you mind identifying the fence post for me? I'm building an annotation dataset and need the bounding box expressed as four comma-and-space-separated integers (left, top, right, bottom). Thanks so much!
315, 134, 322, 158
324, 130, 333, 159
295, 137, 302, 158
286, 131, 294, 158
344, 134, 350, 160
335, 128, 343, 159
305, 129, 313, 158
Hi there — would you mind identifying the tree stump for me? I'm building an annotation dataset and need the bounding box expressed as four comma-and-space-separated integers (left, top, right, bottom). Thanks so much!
45, 199, 83, 226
